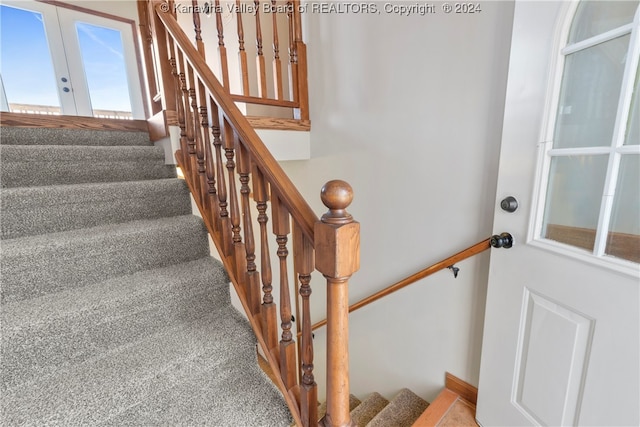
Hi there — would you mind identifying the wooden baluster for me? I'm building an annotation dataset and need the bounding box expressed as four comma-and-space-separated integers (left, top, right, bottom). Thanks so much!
237, 143, 261, 316
287, 1, 298, 103
169, 54, 189, 168
315, 180, 359, 427
214, 0, 230, 88
177, 50, 198, 188
197, 82, 217, 229
254, 0, 268, 98
214, 109, 232, 256
272, 193, 296, 390
187, 68, 207, 205
271, 0, 283, 100
236, 0, 251, 95
291, 0, 308, 120
252, 166, 278, 350
292, 0, 302, 44
223, 119, 246, 279
294, 224, 317, 426
205, 99, 222, 233
192, 0, 205, 57
170, 38, 189, 168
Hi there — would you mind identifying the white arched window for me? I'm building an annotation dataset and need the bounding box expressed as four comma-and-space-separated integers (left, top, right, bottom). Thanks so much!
537, 1, 639, 265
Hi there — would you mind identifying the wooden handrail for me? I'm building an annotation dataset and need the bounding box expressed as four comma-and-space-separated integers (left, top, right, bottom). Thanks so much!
156, 7, 318, 240
310, 238, 491, 332
230, 94, 299, 108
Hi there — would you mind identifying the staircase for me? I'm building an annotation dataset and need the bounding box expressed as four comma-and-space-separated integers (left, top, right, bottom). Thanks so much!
0, 126, 292, 425
319, 389, 428, 427
309, 381, 477, 427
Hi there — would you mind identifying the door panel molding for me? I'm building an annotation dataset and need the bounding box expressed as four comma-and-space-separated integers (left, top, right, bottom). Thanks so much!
513, 289, 594, 426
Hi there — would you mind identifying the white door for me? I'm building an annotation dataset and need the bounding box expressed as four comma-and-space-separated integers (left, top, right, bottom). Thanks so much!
0, 0, 144, 119
477, 1, 639, 426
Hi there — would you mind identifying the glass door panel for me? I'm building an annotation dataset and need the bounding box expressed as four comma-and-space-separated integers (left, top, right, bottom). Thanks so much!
553, 35, 630, 149
542, 155, 609, 251
57, 7, 145, 119
606, 155, 640, 262
568, 1, 638, 44
75, 22, 132, 119
0, 3, 76, 115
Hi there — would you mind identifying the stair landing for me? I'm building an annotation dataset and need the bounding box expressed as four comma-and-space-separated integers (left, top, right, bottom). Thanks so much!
412, 373, 478, 427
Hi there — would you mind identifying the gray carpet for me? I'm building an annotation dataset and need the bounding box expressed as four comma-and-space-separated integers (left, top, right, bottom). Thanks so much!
0, 127, 292, 426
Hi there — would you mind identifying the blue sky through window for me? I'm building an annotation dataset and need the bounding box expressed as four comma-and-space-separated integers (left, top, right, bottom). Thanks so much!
1, 5, 60, 107
76, 22, 131, 112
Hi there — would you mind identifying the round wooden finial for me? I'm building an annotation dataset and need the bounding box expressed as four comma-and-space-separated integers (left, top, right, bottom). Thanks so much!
320, 180, 353, 224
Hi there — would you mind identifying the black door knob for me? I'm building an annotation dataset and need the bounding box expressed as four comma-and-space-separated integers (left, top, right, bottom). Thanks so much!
500, 196, 518, 213
490, 232, 513, 249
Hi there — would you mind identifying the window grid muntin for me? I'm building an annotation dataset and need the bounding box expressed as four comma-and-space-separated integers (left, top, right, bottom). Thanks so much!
540, 3, 640, 262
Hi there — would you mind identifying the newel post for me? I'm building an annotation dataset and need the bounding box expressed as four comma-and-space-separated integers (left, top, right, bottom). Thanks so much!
315, 180, 359, 427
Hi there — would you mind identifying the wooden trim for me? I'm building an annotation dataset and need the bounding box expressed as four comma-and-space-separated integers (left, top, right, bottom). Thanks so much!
445, 372, 477, 406
310, 239, 491, 332
412, 388, 459, 427
147, 110, 168, 141
545, 224, 640, 263
413, 374, 478, 427
257, 351, 280, 386
38, 0, 136, 24
246, 116, 310, 131
0, 112, 148, 132
230, 94, 298, 108
293, 41, 309, 121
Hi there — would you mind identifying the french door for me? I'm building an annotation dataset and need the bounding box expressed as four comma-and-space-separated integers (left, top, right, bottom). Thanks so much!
0, 0, 144, 119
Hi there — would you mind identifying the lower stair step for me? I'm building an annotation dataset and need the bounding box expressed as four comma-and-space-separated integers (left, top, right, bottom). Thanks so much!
1, 301, 292, 426
351, 392, 389, 426
0, 127, 152, 147
367, 388, 429, 427
318, 394, 362, 422
0, 145, 175, 188
1, 178, 191, 239
0, 215, 209, 304
1, 257, 228, 391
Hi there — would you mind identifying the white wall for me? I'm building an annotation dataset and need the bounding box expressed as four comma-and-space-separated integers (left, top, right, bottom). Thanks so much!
278, 2, 515, 402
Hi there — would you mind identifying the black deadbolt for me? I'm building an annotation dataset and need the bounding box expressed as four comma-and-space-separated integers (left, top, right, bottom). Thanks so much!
500, 196, 518, 213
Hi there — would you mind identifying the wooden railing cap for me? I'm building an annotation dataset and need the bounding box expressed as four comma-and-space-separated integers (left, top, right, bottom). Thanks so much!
320, 180, 354, 225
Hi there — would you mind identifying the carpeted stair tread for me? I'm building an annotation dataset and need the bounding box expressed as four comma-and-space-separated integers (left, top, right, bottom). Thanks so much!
366, 388, 429, 427
1, 145, 175, 188
100, 311, 292, 427
350, 392, 389, 427
1, 215, 209, 304
1, 257, 228, 391
0, 144, 165, 163
318, 394, 362, 422
1, 178, 191, 239
1, 308, 291, 426
0, 127, 152, 146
